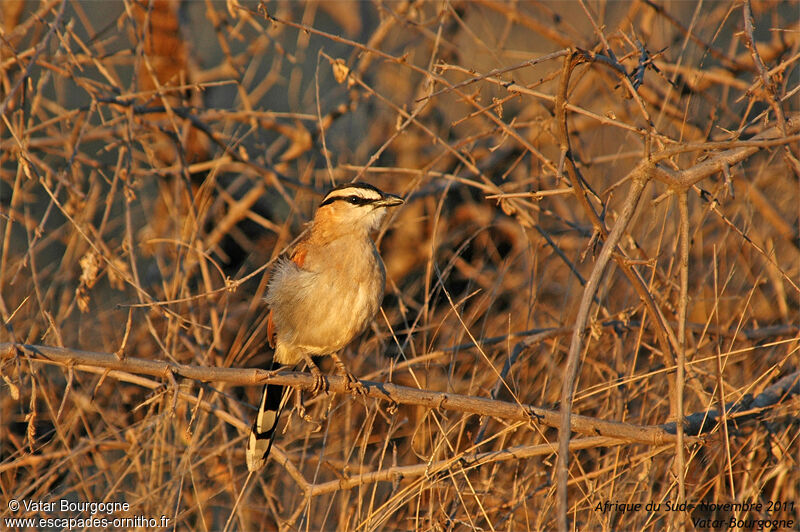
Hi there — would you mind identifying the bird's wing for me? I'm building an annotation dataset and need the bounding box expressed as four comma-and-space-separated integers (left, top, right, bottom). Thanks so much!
267, 245, 308, 349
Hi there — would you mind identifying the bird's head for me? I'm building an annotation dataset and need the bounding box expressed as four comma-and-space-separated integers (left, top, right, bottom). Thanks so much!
313, 182, 403, 235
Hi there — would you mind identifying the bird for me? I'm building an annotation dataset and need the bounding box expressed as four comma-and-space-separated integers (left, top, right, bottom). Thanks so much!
246, 182, 403, 472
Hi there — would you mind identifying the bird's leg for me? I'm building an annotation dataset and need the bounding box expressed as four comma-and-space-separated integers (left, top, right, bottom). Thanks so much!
292, 387, 308, 422
291, 389, 322, 431
330, 352, 367, 396
300, 353, 326, 395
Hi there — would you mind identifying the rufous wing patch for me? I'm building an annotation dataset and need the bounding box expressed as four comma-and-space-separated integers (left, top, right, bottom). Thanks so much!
290, 246, 307, 267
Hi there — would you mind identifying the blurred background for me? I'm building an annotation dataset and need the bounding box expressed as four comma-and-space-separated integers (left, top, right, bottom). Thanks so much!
1, 1, 798, 530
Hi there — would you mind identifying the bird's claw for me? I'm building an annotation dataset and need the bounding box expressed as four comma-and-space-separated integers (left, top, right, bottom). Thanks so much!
301, 355, 328, 396
332, 359, 366, 397
343, 370, 367, 396
309, 366, 328, 396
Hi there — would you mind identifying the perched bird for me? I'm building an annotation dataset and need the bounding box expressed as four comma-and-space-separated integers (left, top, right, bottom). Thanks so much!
246, 182, 403, 472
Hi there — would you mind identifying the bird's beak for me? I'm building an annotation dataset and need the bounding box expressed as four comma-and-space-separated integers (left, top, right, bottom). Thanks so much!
377, 193, 404, 208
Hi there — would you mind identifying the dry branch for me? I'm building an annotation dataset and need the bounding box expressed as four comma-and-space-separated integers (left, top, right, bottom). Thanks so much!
2, 342, 679, 446
660, 370, 800, 436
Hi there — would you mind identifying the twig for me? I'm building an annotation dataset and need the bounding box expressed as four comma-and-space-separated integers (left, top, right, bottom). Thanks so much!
308, 436, 622, 497
0, 0, 67, 117
674, 191, 689, 525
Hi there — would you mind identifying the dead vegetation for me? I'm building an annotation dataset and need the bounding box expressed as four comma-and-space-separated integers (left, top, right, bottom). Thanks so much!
1, 1, 799, 530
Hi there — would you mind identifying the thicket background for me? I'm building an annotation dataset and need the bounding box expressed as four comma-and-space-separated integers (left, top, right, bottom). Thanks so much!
1, 1, 798, 530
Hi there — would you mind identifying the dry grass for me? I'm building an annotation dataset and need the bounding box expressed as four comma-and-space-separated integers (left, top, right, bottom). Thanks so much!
1, 1, 799, 530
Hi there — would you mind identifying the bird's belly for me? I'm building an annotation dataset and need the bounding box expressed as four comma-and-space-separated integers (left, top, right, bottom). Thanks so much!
299, 282, 377, 352
276, 269, 381, 360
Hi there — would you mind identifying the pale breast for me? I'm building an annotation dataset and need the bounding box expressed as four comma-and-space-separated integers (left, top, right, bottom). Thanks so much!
266, 236, 385, 363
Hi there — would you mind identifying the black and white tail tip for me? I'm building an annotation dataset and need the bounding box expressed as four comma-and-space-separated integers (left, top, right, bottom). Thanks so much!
246, 380, 287, 472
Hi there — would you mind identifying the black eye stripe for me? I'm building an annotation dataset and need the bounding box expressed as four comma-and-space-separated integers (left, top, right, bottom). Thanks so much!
320, 195, 377, 207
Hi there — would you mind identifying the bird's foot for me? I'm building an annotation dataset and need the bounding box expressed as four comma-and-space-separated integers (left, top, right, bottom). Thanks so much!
301, 355, 327, 395
310, 365, 327, 396
331, 353, 367, 397
344, 371, 367, 396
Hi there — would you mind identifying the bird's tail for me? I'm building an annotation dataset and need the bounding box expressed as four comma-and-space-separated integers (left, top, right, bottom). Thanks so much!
246, 363, 288, 472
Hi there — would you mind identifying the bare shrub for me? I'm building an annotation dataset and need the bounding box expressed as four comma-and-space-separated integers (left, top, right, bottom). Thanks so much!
1, 1, 798, 530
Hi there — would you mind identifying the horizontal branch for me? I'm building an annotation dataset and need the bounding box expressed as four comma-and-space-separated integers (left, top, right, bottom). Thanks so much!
652, 113, 800, 188
7, 343, 795, 444
660, 370, 800, 435
3, 342, 679, 446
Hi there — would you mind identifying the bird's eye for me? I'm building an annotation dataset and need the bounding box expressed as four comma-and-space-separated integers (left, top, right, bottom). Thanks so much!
348, 197, 360, 204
